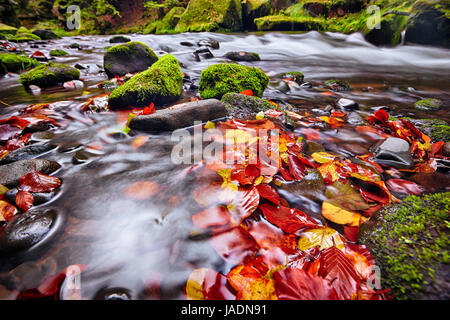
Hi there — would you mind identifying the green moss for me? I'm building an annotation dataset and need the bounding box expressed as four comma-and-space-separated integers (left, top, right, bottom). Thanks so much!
0, 53, 40, 75
284, 71, 305, 84
199, 63, 269, 100
325, 78, 350, 91
414, 98, 443, 111
175, 0, 243, 32
108, 54, 183, 109
359, 193, 450, 299
19, 62, 80, 88
50, 49, 69, 57
254, 15, 326, 31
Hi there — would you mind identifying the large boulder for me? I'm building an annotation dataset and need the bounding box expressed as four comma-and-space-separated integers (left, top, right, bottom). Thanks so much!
108, 54, 183, 110
221, 93, 275, 120
242, 0, 272, 30
175, 0, 243, 32
129, 99, 227, 132
103, 41, 159, 78
12, 27, 41, 43
405, 0, 450, 48
358, 193, 450, 300
364, 13, 408, 46
32, 29, 60, 40
199, 63, 269, 100
19, 62, 80, 88
0, 53, 39, 75
149, 6, 186, 34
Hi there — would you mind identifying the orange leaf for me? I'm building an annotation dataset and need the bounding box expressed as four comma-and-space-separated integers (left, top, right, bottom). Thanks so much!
0, 200, 17, 222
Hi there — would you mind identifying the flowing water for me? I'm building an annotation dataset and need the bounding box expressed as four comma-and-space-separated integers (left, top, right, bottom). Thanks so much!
0, 31, 449, 300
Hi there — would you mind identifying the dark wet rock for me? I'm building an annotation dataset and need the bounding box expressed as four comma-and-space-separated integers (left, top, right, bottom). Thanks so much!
0, 209, 57, 254
224, 51, 261, 62
197, 39, 220, 49
158, 44, 173, 53
305, 141, 325, 156
0, 143, 56, 165
199, 63, 269, 100
0, 159, 60, 187
19, 62, 80, 88
180, 41, 195, 47
4, 188, 56, 206
341, 143, 369, 156
405, 0, 450, 48
283, 71, 304, 85
69, 43, 80, 49
414, 98, 443, 111
108, 54, 183, 109
129, 99, 227, 133
364, 13, 408, 46
103, 41, 159, 78
325, 79, 351, 91
75, 63, 102, 74
31, 131, 54, 142
194, 47, 214, 59
358, 193, 450, 300
304, 1, 329, 16
31, 29, 59, 40
443, 142, 450, 157
57, 140, 83, 153
347, 112, 365, 125
221, 92, 275, 120
373, 137, 413, 169
94, 287, 132, 300
276, 81, 290, 93
337, 98, 359, 110
109, 35, 131, 43
410, 172, 450, 193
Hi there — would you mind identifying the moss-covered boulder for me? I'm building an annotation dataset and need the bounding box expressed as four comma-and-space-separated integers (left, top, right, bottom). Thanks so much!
364, 13, 408, 46
242, 0, 272, 30
32, 29, 60, 40
400, 118, 450, 142
254, 15, 326, 31
108, 54, 183, 110
175, 0, 243, 32
19, 62, 80, 88
414, 98, 443, 111
221, 92, 275, 119
49, 49, 69, 57
199, 63, 269, 100
325, 78, 351, 91
284, 71, 305, 85
109, 35, 131, 43
0, 53, 39, 75
358, 193, 450, 300
103, 41, 159, 78
405, 0, 450, 48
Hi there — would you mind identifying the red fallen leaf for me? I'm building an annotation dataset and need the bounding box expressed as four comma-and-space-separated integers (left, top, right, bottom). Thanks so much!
317, 246, 361, 300
331, 111, 346, 118
274, 268, 338, 300
141, 103, 155, 115
227, 257, 269, 293
386, 179, 424, 196
16, 190, 33, 212
256, 184, 281, 205
123, 181, 159, 200
19, 172, 61, 193
0, 200, 17, 222
431, 141, 444, 156
279, 166, 295, 181
240, 90, 253, 96
17, 264, 87, 300
300, 128, 321, 141
0, 124, 22, 140
192, 206, 232, 229
210, 227, 259, 265
287, 152, 306, 181
231, 166, 255, 185
4, 133, 31, 151
260, 203, 319, 234
245, 164, 260, 179
227, 186, 260, 223
30, 51, 45, 58
368, 109, 389, 124
353, 179, 390, 205
0, 116, 31, 129
343, 226, 360, 242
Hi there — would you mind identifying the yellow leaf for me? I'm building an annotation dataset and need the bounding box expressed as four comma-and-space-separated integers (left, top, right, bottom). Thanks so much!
311, 152, 336, 164
238, 278, 278, 300
0, 184, 8, 196
256, 111, 265, 120
321, 202, 364, 227
185, 268, 208, 300
204, 121, 215, 129
225, 129, 253, 145
317, 161, 341, 183
297, 227, 345, 251
253, 176, 264, 186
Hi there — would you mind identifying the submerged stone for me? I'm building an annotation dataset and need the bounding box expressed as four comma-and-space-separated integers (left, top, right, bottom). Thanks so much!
0, 159, 61, 187
224, 51, 261, 62
0, 143, 56, 165
19, 62, 80, 88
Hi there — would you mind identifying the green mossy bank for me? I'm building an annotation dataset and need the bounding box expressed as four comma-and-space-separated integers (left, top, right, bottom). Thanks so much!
199, 63, 270, 100
19, 62, 80, 88
0, 53, 39, 75
108, 54, 183, 110
358, 193, 450, 300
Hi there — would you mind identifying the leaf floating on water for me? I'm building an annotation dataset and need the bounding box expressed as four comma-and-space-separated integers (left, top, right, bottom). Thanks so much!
192, 206, 232, 229
297, 227, 345, 251
321, 202, 367, 227
19, 171, 61, 193
123, 181, 159, 200
210, 227, 259, 265
260, 203, 319, 234
16, 190, 34, 212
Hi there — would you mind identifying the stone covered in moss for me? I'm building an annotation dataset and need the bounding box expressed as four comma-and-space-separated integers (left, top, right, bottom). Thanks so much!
401, 118, 450, 142
49, 49, 69, 57
199, 63, 269, 100
325, 78, 351, 91
103, 41, 159, 78
414, 98, 443, 111
221, 92, 275, 120
175, 0, 243, 32
0, 53, 39, 75
32, 29, 60, 40
19, 62, 80, 88
405, 0, 450, 48
284, 71, 305, 84
364, 13, 408, 46
108, 54, 183, 110
358, 192, 450, 300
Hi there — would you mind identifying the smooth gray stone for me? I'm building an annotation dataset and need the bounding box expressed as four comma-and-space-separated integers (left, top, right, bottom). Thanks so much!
0, 143, 56, 165
129, 99, 227, 132
337, 98, 359, 110
374, 137, 413, 168
0, 159, 61, 187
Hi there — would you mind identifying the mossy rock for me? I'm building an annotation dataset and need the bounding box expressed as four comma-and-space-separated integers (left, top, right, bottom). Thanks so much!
49, 49, 69, 57
405, 0, 450, 48
221, 92, 275, 120
414, 98, 443, 111
358, 193, 450, 300
103, 41, 159, 78
175, 0, 243, 32
364, 13, 408, 46
109, 35, 131, 43
254, 15, 326, 31
400, 118, 450, 142
242, 0, 272, 30
32, 29, 60, 40
19, 62, 80, 88
0, 53, 39, 75
284, 71, 305, 84
108, 54, 183, 110
325, 78, 351, 91
199, 63, 269, 100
